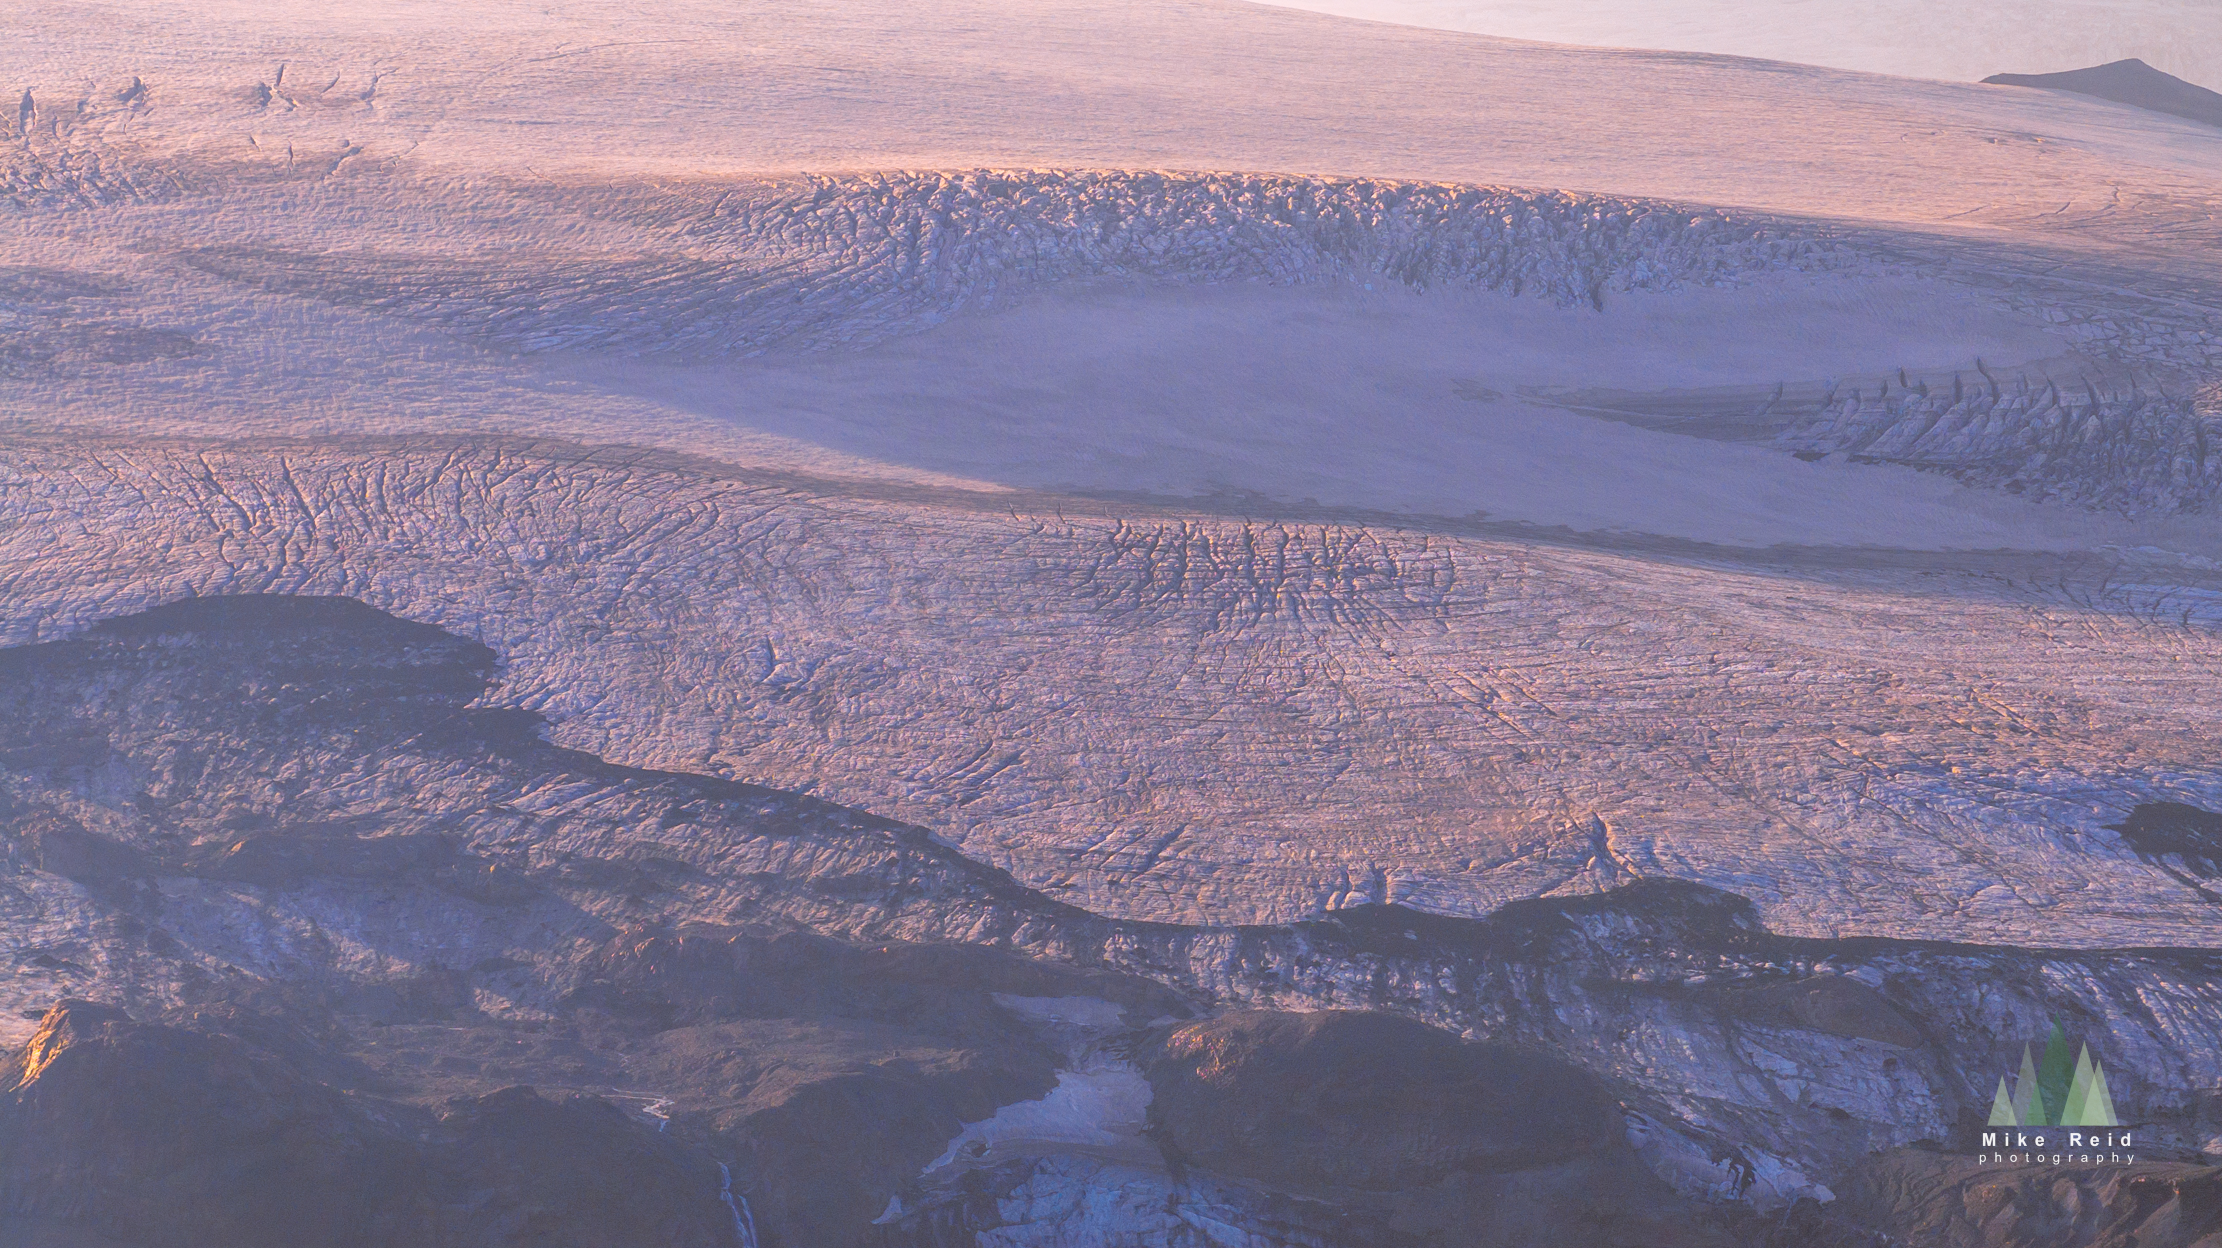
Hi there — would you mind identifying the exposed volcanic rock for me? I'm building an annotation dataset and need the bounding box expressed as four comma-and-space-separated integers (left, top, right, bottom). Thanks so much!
0, 1001, 739, 1248
4, 595, 2222, 1246
560, 930, 1185, 1246
0, 591, 1113, 989
1835, 1148, 2222, 1248
1985, 59, 2222, 129
882, 1153, 1858, 1248
0, 942, 1181, 1248
1215, 891, 2222, 1191
1141, 1009, 1620, 1188
1132, 1009, 1740, 1248
2112, 802, 2222, 884
897, 1008, 1890, 1248
1700, 974, 1923, 1050
0, 594, 1178, 1246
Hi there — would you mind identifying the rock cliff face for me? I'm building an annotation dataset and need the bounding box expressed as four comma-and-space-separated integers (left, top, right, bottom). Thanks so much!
0, 1001, 742, 1248
1834, 1148, 2222, 1248
3, 595, 2220, 1246
1140, 1010, 1626, 1189
1984, 59, 2222, 130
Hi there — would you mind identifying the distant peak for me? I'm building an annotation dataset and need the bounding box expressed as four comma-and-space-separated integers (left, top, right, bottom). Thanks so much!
1983, 58, 2222, 130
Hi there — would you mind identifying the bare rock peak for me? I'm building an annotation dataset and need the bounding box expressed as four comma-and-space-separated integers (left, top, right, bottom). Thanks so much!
1984, 58, 2222, 128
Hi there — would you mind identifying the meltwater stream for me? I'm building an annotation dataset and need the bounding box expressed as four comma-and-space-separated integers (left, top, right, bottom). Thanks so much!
718, 1163, 760, 1248
623, 1091, 755, 1246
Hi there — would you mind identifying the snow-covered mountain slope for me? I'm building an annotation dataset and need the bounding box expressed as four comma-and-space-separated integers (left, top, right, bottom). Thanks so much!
8, 166, 2215, 543
6, 596, 2220, 1246
5, 4, 2222, 1241
10, 436, 2222, 949
1242, 0, 2222, 99
7, 0, 2222, 249
3, 0, 2220, 945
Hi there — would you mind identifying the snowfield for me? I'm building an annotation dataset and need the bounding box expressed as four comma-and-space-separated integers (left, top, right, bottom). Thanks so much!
4, 1, 2221, 945
5, 1, 2222, 1243
12, 437, 2222, 950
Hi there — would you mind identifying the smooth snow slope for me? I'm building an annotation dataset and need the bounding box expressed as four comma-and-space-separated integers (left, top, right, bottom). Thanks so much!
1245, 0, 2222, 96
9, 0, 2222, 251
4, 0, 2222, 943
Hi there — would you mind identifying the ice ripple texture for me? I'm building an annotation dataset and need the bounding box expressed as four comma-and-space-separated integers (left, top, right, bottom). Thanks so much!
7, 439, 2222, 945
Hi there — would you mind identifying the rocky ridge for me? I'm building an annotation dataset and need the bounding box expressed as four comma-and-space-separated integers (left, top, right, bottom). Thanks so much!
4, 595, 2221, 1245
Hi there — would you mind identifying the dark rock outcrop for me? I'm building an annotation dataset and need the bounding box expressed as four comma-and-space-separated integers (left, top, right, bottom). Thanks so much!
0, 1002, 740, 1248
1129, 1008, 1791, 1248
7, 595, 2222, 1248
1985, 59, 2222, 129
1141, 1009, 1620, 1189
2113, 802, 2222, 879
569, 929, 1182, 1248
1835, 1147, 2222, 1247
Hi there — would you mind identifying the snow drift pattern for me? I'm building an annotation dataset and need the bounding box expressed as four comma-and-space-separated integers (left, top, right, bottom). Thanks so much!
0, 86, 182, 209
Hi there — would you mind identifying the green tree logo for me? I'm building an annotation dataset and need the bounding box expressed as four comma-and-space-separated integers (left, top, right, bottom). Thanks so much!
1986, 1020, 2120, 1127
